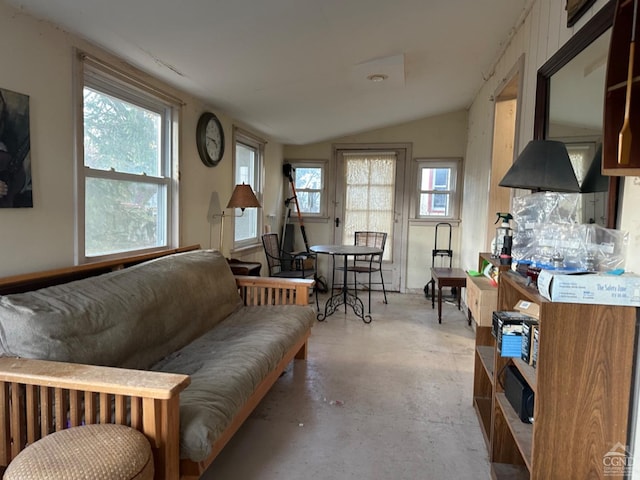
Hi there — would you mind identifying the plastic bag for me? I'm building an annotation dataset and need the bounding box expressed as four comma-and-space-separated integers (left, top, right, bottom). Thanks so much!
510, 193, 628, 272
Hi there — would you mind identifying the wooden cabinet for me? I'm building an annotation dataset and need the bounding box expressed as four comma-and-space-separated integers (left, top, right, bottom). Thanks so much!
473, 268, 637, 479
467, 253, 504, 326
603, 0, 640, 175
466, 275, 498, 326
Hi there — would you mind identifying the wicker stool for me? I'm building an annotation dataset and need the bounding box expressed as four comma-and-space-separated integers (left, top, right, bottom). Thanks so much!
4, 424, 154, 480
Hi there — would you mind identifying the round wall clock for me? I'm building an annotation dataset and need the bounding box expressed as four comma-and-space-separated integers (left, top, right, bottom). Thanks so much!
196, 112, 225, 167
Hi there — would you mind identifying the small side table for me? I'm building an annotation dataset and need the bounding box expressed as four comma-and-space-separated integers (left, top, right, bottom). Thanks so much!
430, 267, 467, 324
227, 259, 261, 276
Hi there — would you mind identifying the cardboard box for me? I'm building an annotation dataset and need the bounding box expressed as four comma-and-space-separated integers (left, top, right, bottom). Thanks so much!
292, 255, 315, 271
537, 270, 640, 306
514, 300, 539, 320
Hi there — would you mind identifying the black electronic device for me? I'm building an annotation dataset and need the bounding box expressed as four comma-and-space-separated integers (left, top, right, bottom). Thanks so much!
504, 365, 535, 424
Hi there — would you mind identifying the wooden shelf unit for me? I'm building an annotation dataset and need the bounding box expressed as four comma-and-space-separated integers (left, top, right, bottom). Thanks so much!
472, 265, 637, 479
471, 253, 504, 451
477, 252, 511, 273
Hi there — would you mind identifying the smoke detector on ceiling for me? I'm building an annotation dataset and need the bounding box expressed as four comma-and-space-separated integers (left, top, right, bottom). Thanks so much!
367, 74, 389, 82
350, 54, 405, 89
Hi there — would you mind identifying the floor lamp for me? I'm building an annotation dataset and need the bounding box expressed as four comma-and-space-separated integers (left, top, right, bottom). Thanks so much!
213, 183, 261, 254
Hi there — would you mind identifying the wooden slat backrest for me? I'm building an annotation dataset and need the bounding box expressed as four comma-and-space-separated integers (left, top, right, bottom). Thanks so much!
9, 384, 22, 459
85, 391, 96, 425
40, 388, 52, 438
69, 390, 82, 427
25, 385, 38, 444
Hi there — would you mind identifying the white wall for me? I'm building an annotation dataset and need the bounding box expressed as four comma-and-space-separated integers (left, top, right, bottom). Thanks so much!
284, 110, 468, 291
463, 0, 640, 306
460, 0, 614, 271
0, 2, 283, 276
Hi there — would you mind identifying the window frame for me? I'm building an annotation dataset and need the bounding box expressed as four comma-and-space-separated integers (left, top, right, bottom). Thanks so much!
287, 160, 327, 219
75, 52, 179, 264
412, 158, 462, 222
232, 127, 264, 251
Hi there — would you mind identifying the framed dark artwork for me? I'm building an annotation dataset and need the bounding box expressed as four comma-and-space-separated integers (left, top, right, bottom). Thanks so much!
0, 87, 31, 208
567, 0, 598, 27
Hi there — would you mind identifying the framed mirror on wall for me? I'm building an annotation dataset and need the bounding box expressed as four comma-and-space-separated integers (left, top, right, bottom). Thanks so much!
534, 0, 619, 228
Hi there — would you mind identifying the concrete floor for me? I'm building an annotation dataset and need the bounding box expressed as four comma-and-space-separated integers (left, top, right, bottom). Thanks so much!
201, 291, 490, 480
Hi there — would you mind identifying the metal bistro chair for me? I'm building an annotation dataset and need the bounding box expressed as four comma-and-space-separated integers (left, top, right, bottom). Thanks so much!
261, 233, 315, 280
346, 231, 388, 313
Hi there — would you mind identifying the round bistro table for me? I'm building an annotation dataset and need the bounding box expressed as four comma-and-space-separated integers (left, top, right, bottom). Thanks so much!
310, 244, 383, 324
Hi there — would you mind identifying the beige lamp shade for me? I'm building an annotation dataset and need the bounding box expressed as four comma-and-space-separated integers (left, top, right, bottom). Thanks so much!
226, 183, 261, 210
212, 184, 261, 253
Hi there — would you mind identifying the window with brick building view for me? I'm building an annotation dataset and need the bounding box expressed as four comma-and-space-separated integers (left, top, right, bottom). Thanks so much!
417, 160, 460, 220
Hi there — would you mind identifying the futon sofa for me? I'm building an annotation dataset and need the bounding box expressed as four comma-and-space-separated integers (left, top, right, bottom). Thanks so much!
0, 248, 315, 479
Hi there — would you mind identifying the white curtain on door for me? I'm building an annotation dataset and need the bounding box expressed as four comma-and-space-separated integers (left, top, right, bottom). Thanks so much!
342, 152, 396, 261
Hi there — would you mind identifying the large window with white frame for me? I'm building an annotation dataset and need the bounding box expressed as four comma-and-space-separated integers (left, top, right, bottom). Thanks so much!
233, 128, 264, 249
288, 161, 326, 217
415, 158, 461, 220
77, 54, 178, 262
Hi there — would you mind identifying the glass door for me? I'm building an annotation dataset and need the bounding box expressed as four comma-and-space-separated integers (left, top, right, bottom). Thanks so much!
334, 149, 404, 290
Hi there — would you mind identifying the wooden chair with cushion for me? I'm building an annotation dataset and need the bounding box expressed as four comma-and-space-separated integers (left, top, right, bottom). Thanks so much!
346, 231, 388, 313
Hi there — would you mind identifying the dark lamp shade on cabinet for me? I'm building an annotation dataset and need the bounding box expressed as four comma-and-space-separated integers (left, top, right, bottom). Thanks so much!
499, 140, 580, 193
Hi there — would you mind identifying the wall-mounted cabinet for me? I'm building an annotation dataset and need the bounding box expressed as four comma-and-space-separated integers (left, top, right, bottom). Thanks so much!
473, 265, 637, 479
603, 0, 640, 175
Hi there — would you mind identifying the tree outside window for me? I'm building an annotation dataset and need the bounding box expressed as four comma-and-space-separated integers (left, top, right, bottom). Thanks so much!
79, 59, 177, 261
233, 129, 264, 249
288, 161, 326, 217
294, 165, 323, 215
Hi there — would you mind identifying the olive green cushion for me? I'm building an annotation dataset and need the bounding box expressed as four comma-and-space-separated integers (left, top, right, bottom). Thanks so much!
0, 250, 243, 369
152, 303, 315, 462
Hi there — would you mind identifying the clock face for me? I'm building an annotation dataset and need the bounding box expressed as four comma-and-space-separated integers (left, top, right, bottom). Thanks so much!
205, 119, 222, 160
196, 112, 225, 167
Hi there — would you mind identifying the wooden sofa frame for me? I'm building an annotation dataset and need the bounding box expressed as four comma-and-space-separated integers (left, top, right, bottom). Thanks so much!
0, 246, 314, 479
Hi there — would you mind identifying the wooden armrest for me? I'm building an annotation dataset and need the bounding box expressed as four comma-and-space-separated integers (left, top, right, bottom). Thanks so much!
0, 357, 190, 477
0, 357, 190, 399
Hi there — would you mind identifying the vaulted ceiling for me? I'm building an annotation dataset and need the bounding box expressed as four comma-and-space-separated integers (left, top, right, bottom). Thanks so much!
6, 0, 529, 144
